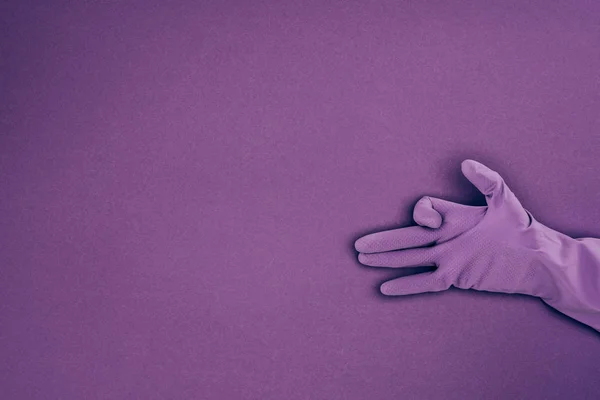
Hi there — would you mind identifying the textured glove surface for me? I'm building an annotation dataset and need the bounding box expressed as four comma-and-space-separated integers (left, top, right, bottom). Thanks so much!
355, 160, 600, 330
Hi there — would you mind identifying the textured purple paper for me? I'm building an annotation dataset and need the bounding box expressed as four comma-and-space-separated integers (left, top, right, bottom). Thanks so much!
2, 1, 600, 399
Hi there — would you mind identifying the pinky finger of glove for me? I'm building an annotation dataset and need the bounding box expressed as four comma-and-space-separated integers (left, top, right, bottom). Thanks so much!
380, 272, 450, 296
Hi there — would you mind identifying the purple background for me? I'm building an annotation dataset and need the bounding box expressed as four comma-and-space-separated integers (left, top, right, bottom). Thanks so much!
2, 1, 600, 399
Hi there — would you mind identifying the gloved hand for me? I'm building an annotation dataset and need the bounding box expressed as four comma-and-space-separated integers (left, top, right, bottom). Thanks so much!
355, 160, 600, 331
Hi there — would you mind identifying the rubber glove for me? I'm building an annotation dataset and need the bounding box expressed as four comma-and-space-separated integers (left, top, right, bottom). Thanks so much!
355, 160, 600, 331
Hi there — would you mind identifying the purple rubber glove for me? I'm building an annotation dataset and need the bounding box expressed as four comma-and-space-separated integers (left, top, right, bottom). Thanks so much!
355, 160, 600, 331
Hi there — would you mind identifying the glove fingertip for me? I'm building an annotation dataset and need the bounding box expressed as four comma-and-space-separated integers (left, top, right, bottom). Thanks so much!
380, 282, 395, 296
460, 159, 480, 178
354, 237, 371, 253
413, 197, 443, 229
